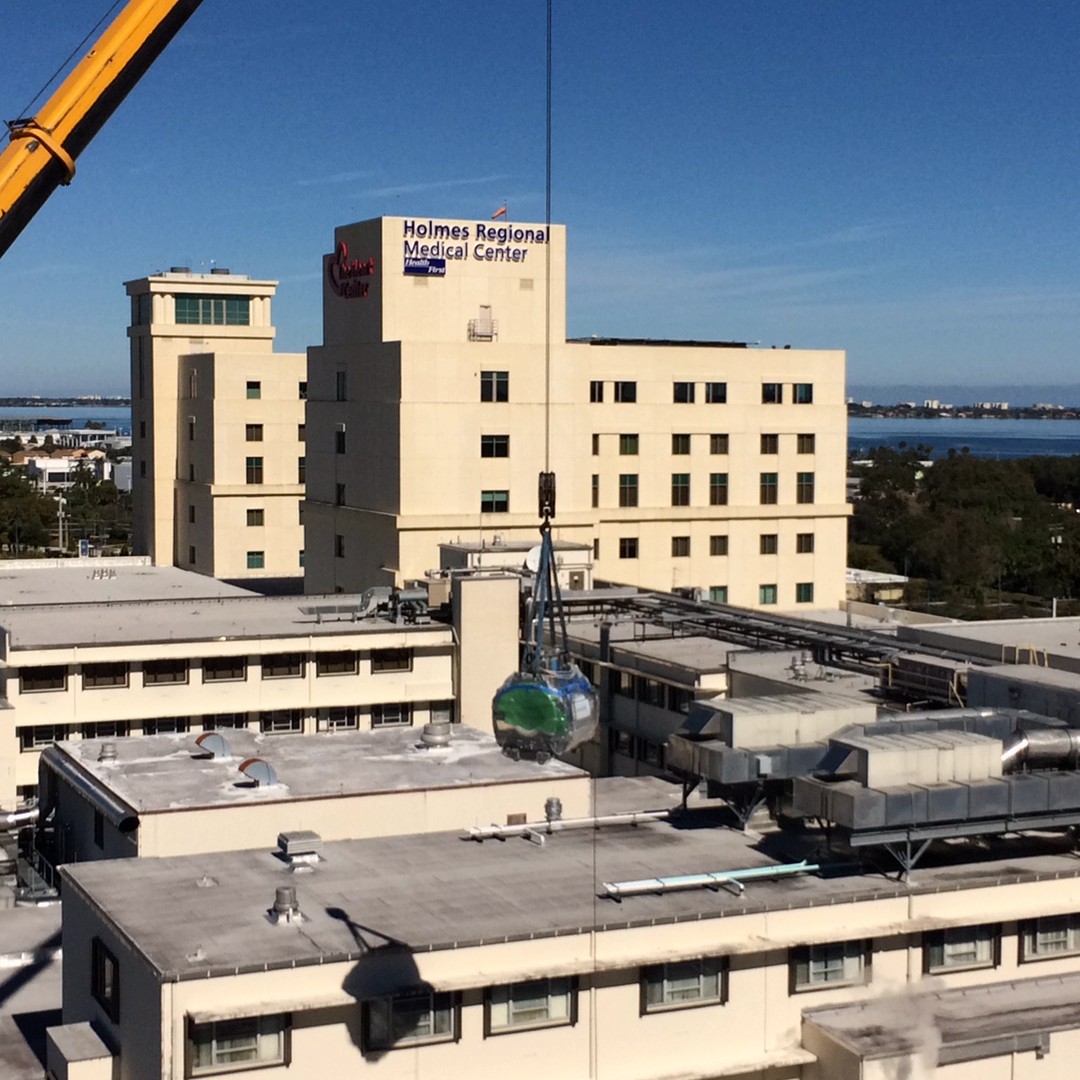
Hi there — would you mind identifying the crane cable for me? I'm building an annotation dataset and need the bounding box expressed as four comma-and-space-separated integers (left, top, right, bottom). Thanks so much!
543, 0, 552, 473
8, 1, 125, 135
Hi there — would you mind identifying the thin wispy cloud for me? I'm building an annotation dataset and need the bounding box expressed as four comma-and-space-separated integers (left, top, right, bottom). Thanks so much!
356, 174, 512, 199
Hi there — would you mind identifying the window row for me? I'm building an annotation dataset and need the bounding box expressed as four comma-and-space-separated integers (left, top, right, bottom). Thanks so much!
665, 533, 815, 558
600, 432, 813, 456
174, 294, 250, 326
17, 649, 415, 694
98, 919, 1080, 1076
587, 381, 813, 406
599, 472, 813, 507
17, 703, 436, 750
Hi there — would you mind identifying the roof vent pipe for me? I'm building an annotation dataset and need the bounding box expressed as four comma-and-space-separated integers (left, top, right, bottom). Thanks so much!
271, 885, 302, 924
420, 721, 452, 750
545, 797, 563, 823
98, 742, 118, 763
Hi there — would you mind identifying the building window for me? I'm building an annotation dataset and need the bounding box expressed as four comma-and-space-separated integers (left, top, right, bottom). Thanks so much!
188, 504, 196, 524
589, 380, 604, 403
673, 381, 695, 404
481, 490, 510, 513
335, 370, 347, 402
298, 423, 305, 442
760, 433, 779, 454
481, 434, 510, 458
794, 382, 814, 404
705, 382, 727, 404
188, 1015, 289, 1075
710, 534, 728, 556
246, 509, 264, 527
619, 433, 639, 455
187, 464, 194, 482
709, 473, 728, 506
614, 380, 637, 403
133, 292, 152, 326
796, 472, 815, 504
335, 483, 346, 506
487, 978, 575, 1034
82, 663, 129, 690
672, 433, 690, 455
246, 551, 265, 570
363, 990, 457, 1051
1021, 915, 1080, 961
82, 721, 130, 740
709, 586, 728, 603
618, 474, 638, 507
480, 370, 509, 402
335, 429, 346, 454
591, 474, 599, 508
245, 380, 261, 400
760, 534, 778, 555
188, 420, 196, 442
262, 654, 304, 679
298, 381, 307, 400
245, 424, 263, 442
796, 532, 815, 553
188, 545, 196, 564
175, 295, 251, 326
91, 938, 120, 1022
592, 537, 600, 559
797, 433, 816, 454
762, 382, 783, 404
371, 703, 413, 728
791, 941, 868, 991
298, 549, 304, 567
139, 420, 146, 438
144, 718, 190, 735
19, 665, 67, 693
202, 714, 248, 730
671, 536, 690, 557
245, 457, 263, 484
334, 534, 345, 558
316, 651, 358, 676
759, 584, 778, 605
143, 659, 188, 685
372, 648, 413, 673
297, 456, 306, 484
260, 710, 303, 734
709, 433, 729, 455
618, 537, 638, 559
925, 926, 998, 973
591, 433, 600, 456
642, 958, 726, 1013
201, 657, 247, 683
760, 472, 778, 504
140, 461, 147, 478
796, 582, 815, 603
323, 706, 358, 732
671, 474, 690, 506
18, 725, 70, 751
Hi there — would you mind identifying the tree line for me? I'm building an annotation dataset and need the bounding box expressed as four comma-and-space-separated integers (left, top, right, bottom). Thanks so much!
850, 446, 1080, 613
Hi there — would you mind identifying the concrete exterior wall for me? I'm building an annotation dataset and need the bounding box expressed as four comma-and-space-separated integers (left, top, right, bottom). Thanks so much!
453, 575, 520, 730
304, 216, 849, 610
126, 271, 304, 582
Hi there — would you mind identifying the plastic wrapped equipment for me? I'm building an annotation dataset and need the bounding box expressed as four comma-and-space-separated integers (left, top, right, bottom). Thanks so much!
492, 663, 599, 760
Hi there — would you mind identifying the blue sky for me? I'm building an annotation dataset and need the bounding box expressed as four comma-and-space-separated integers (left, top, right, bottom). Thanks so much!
1, 1, 1078, 396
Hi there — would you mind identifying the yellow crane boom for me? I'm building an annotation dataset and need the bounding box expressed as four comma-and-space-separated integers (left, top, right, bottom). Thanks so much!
0, 0, 203, 259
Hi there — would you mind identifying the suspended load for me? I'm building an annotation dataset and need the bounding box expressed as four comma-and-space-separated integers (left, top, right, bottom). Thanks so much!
493, 472, 599, 761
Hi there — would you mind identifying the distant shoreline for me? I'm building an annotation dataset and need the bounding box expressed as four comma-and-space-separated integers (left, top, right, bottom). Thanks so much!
0, 397, 130, 408
849, 405, 1080, 421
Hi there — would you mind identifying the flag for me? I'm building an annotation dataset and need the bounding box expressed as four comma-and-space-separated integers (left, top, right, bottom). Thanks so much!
491, 204, 507, 220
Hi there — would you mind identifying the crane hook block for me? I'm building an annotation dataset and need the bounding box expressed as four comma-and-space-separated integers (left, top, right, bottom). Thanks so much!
538, 471, 556, 520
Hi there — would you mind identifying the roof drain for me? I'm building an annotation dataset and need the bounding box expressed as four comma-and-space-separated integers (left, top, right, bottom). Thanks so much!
601, 859, 822, 901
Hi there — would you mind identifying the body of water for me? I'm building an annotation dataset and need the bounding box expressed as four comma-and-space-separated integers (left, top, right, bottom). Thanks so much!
849, 417, 1080, 460
0, 406, 131, 436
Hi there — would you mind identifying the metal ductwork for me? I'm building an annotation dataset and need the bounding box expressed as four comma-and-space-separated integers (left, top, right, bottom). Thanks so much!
38, 747, 138, 832
1003, 728, 1080, 770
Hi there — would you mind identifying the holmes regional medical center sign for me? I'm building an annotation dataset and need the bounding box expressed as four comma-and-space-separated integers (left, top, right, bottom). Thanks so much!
401, 218, 549, 277
327, 218, 550, 298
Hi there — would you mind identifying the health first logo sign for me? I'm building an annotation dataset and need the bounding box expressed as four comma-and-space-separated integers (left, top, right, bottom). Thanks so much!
327, 242, 375, 299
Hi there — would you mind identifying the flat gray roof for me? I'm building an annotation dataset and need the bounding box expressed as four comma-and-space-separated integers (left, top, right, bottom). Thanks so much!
0, 906, 61, 1080
567, 620, 746, 673
805, 971, 1080, 1060
898, 616, 1080, 666
726, 647, 880, 701
0, 560, 252, 607
0, 594, 452, 652
62, 814, 1080, 982
51, 725, 585, 813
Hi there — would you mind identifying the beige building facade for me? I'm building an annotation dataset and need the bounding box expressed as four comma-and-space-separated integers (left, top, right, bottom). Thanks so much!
56, 815, 1080, 1079
304, 216, 849, 609
126, 269, 306, 585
